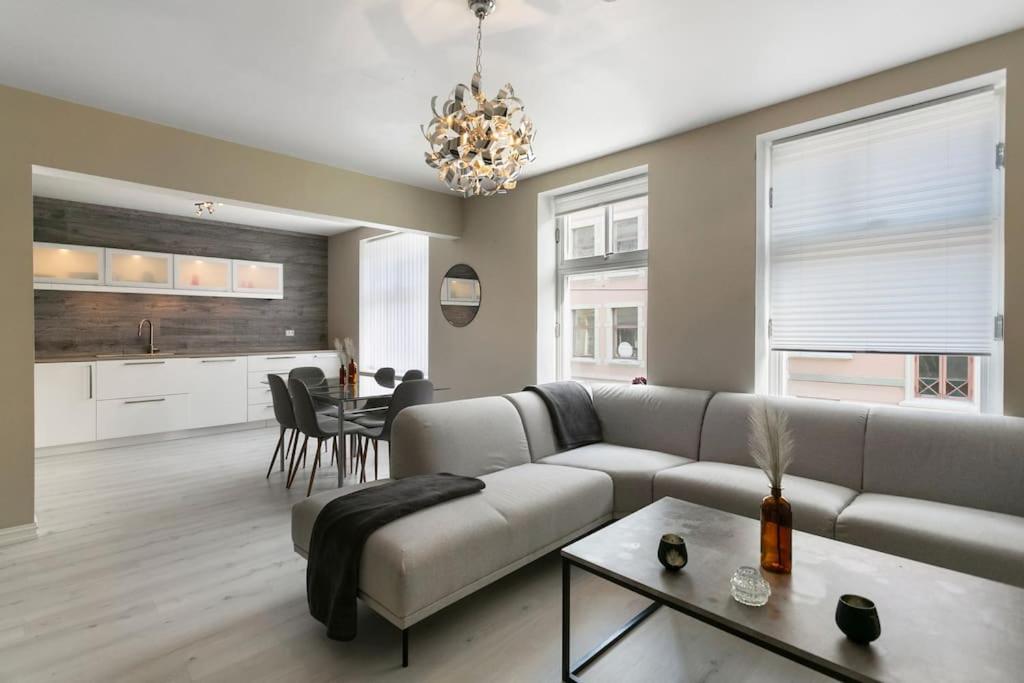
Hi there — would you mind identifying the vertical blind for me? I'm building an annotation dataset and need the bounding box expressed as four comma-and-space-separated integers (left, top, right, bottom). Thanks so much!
359, 232, 429, 374
769, 89, 1002, 355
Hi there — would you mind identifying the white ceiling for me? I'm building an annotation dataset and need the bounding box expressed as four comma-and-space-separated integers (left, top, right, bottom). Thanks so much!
32, 167, 364, 235
3, 1, 1024, 192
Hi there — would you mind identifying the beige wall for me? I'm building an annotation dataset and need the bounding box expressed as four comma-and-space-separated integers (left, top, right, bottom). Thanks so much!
0, 85, 461, 531
327, 227, 389, 352
427, 29, 1024, 411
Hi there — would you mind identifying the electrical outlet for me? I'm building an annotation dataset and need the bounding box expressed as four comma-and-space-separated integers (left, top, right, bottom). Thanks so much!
285, 329, 295, 337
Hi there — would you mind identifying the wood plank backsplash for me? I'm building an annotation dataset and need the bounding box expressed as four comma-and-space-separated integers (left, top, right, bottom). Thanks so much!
34, 197, 328, 356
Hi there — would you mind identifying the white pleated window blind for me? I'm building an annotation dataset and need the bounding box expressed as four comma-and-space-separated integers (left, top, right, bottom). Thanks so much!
359, 232, 429, 375
768, 89, 1003, 356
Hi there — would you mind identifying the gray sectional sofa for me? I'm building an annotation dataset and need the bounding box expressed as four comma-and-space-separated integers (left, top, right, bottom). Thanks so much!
291, 383, 1024, 648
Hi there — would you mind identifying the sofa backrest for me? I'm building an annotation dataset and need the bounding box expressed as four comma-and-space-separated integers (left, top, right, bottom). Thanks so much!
590, 384, 712, 458
390, 397, 532, 478
699, 392, 868, 491
862, 406, 1024, 517
504, 391, 561, 461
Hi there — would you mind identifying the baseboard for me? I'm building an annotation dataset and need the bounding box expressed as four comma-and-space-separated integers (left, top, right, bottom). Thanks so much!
0, 521, 38, 548
35, 421, 274, 458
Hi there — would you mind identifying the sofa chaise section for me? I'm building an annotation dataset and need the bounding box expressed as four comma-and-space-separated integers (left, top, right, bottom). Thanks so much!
290, 396, 614, 630
506, 384, 712, 515
654, 392, 867, 537
837, 406, 1024, 586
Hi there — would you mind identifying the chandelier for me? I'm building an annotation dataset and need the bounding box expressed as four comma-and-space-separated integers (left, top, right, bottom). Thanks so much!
422, 0, 536, 197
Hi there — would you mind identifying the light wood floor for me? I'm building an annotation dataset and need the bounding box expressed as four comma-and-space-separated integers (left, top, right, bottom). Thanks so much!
0, 428, 826, 682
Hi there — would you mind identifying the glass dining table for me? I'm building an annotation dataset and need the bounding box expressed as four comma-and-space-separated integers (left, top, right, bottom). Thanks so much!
305, 376, 449, 486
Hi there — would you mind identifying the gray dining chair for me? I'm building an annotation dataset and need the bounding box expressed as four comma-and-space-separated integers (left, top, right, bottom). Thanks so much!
266, 374, 300, 479
289, 366, 337, 416
354, 379, 434, 482
401, 369, 424, 381
287, 377, 362, 496
353, 367, 397, 429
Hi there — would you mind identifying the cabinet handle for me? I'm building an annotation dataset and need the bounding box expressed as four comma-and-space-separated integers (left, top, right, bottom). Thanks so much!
124, 398, 166, 405
124, 360, 166, 366
265, 356, 296, 360
87, 365, 93, 400
201, 358, 237, 363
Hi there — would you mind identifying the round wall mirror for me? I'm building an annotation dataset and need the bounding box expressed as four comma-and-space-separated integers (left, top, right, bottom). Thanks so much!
440, 264, 481, 327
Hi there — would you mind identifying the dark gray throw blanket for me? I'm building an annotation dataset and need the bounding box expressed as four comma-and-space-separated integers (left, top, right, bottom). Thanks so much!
525, 381, 603, 450
307, 473, 485, 640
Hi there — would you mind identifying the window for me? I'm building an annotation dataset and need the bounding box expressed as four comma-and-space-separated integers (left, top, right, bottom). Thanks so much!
554, 174, 649, 383
572, 308, 596, 359
612, 307, 639, 360
359, 232, 429, 376
916, 355, 973, 400
760, 84, 1004, 413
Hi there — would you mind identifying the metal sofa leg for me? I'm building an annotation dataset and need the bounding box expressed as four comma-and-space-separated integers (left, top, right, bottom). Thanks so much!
402, 627, 409, 668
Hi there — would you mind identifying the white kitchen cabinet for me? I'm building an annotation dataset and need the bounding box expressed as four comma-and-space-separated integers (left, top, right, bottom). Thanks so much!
308, 351, 342, 379
97, 394, 189, 440
174, 255, 232, 292
34, 362, 97, 448
97, 358, 190, 400
186, 357, 247, 428
247, 403, 277, 423
33, 242, 104, 286
105, 249, 174, 289
233, 260, 283, 296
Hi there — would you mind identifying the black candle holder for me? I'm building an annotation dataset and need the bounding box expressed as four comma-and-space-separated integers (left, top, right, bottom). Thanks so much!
657, 533, 688, 571
835, 594, 881, 644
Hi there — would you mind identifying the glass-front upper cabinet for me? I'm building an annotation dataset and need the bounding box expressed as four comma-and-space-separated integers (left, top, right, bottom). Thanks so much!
33, 242, 105, 285
174, 255, 231, 292
105, 249, 174, 289
232, 260, 283, 296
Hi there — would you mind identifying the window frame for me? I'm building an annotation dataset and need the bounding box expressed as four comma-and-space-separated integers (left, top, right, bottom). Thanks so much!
755, 72, 1006, 415
556, 194, 648, 381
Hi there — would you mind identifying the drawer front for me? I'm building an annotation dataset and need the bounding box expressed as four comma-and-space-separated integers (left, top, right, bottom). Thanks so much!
248, 386, 273, 404
187, 357, 247, 429
97, 394, 189, 439
308, 352, 342, 376
97, 358, 189, 400
246, 353, 315, 373
249, 370, 287, 389
247, 402, 276, 423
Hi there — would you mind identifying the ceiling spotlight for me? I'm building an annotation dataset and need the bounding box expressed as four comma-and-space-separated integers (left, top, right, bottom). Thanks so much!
194, 201, 216, 216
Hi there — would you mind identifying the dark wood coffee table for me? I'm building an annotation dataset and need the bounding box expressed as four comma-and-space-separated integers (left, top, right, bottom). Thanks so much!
561, 497, 1024, 682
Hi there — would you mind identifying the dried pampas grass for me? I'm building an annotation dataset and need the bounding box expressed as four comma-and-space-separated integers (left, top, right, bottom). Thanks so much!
748, 399, 795, 489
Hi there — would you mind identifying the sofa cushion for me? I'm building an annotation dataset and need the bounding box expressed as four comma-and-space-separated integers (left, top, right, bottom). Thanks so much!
653, 462, 858, 538
699, 393, 868, 491
862, 407, 1024, 517
504, 391, 561, 461
390, 396, 532, 479
291, 463, 613, 622
590, 384, 711, 458
539, 442, 691, 515
836, 493, 1024, 587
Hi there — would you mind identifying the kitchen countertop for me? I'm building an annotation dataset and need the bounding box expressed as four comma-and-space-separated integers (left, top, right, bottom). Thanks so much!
35, 349, 336, 363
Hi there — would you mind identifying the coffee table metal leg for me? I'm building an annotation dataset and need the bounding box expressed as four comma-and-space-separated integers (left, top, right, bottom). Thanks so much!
563, 558, 662, 681
562, 558, 571, 681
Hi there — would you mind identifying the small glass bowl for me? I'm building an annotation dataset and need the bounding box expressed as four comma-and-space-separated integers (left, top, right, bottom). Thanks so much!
730, 566, 771, 606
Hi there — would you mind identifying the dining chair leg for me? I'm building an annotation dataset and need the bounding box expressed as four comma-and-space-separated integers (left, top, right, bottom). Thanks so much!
307, 438, 323, 497
266, 426, 285, 479
373, 439, 379, 480
359, 437, 368, 483
288, 437, 308, 489
283, 429, 296, 472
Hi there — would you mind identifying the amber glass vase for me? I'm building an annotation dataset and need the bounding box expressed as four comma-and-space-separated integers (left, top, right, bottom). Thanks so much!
760, 487, 792, 574
347, 359, 358, 386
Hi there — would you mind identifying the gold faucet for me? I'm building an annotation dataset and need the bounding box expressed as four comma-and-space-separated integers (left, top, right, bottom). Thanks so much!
138, 318, 159, 355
